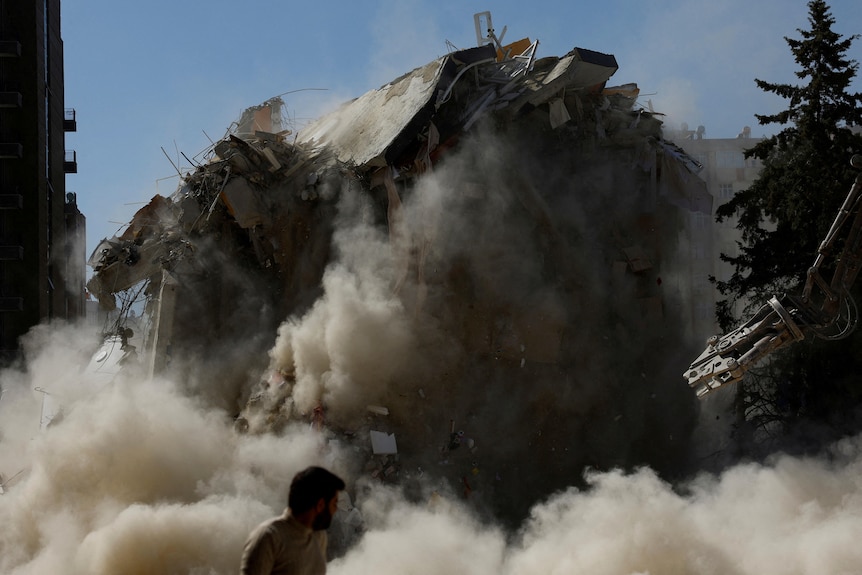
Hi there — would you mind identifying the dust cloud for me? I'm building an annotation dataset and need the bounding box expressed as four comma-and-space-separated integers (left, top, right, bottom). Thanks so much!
269, 218, 417, 421
2, 213, 859, 568
0, 325, 349, 574
2, 326, 862, 574
2, 98, 860, 575
330, 442, 862, 575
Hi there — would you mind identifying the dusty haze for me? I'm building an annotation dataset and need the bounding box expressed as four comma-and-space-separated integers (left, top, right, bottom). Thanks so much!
3, 154, 862, 572
2, 329, 862, 574
3, 59, 861, 575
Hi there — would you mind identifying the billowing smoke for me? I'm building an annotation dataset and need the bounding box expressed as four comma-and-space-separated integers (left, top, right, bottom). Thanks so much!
3, 62, 860, 574
204, 121, 702, 525
268, 222, 417, 419
2, 328, 862, 573
331, 441, 862, 575
0, 324, 351, 574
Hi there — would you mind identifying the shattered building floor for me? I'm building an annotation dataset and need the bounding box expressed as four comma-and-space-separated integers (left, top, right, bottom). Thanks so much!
86, 26, 710, 525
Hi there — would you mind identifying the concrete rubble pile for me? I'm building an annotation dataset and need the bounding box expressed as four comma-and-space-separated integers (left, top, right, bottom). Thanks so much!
86, 21, 708, 523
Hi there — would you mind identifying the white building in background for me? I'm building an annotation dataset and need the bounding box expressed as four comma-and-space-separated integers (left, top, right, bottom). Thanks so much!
668, 125, 763, 342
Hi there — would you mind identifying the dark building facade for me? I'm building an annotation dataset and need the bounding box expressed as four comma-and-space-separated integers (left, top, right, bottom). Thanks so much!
0, 0, 85, 363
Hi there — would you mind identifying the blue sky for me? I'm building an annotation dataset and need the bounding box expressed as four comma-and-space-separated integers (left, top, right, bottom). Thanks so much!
62, 0, 862, 260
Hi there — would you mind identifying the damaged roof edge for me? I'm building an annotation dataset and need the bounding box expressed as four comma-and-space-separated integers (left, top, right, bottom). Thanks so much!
507, 47, 619, 115
296, 44, 497, 168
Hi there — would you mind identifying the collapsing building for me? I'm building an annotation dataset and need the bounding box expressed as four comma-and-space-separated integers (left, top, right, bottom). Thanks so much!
86, 18, 709, 523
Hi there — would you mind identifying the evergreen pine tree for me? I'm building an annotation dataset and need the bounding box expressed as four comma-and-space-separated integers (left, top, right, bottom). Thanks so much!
713, 0, 862, 450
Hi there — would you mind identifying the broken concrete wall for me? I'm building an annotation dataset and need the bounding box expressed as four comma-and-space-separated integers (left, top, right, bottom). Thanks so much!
88, 43, 707, 523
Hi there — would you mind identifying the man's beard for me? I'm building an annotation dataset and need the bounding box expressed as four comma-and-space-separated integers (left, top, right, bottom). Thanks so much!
312, 507, 333, 531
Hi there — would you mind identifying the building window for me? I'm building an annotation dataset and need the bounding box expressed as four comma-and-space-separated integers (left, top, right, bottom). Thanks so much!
718, 183, 734, 201
716, 150, 745, 168
45, 93, 51, 179
692, 212, 711, 230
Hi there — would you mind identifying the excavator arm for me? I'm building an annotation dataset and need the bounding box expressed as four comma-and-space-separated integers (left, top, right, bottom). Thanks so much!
684, 155, 862, 397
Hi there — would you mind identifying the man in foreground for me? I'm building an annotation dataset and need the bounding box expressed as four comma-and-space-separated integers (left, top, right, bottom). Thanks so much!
241, 466, 346, 575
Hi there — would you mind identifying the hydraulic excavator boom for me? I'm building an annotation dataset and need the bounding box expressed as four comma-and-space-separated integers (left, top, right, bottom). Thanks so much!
684, 155, 862, 397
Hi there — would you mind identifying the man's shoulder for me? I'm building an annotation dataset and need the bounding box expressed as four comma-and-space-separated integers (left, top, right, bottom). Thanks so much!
247, 513, 290, 542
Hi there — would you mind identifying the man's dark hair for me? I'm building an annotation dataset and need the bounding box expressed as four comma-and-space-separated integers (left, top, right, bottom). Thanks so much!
288, 466, 345, 515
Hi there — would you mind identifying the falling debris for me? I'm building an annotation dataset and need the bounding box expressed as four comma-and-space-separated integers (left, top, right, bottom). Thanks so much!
369, 430, 398, 455
80, 14, 707, 523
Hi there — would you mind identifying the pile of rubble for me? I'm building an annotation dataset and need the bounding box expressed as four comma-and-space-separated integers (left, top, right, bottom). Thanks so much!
87, 16, 708, 522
